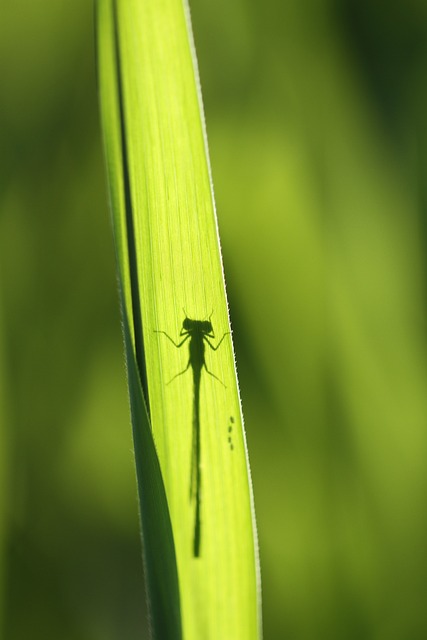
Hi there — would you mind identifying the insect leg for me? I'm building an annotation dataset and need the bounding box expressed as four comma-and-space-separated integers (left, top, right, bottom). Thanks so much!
167, 359, 191, 385
204, 332, 229, 351
203, 363, 226, 388
155, 330, 190, 348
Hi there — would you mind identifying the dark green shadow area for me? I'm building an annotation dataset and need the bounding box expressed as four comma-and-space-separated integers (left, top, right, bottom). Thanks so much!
123, 311, 182, 640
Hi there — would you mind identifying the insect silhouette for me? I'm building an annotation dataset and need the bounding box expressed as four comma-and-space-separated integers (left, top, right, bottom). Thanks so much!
156, 314, 229, 557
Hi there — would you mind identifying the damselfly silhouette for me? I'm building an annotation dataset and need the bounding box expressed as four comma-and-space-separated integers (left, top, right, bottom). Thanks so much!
156, 314, 228, 557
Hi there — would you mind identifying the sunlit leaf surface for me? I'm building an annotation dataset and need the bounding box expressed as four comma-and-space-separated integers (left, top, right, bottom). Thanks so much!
97, 1, 261, 638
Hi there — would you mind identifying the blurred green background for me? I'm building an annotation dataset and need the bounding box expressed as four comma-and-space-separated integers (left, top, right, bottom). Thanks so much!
1, 0, 427, 638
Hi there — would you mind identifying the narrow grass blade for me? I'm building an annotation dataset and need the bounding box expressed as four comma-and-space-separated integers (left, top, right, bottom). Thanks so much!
97, 3, 182, 639
97, 0, 261, 638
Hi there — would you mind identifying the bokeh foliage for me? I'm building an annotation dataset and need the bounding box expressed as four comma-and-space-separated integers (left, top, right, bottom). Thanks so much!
1, 0, 427, 639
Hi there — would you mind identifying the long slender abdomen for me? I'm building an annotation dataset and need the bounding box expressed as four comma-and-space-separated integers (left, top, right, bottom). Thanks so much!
191, 367, 202, 557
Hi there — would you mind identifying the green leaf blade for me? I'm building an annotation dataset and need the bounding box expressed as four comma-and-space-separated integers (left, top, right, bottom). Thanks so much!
97, 0, 261, 638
